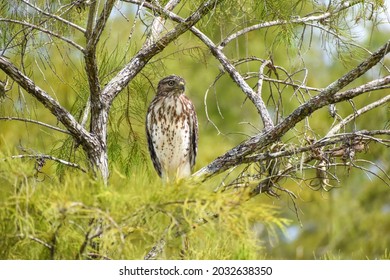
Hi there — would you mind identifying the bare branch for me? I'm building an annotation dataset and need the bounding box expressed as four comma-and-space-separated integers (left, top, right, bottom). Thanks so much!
84, 1, 116, 99
20, 0, 86, 33
327, 94, 390, 136
144, 238, 166, 260
0, 117, 70, 135
4, 154, 87, 173
256, 60, 274, 130
242, 130, 389, 164
0, 56, 94, 148
194, 40, 390, 180
203, 75, 225, 135
143, 0, 181, 47
16, 234, 53, 250
218, 0, 364, 48
83, 1, 116, 142
331, 75, 390, 103
86, 0, 98, 38
103, 0, 223, 105
125, 0, 275, 129
0, 18, 84, 52
244, 74, 322, 92
87, 0, 116, 48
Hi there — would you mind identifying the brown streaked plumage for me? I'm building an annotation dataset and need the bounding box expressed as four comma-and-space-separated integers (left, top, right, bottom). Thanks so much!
146, 75, 198, 182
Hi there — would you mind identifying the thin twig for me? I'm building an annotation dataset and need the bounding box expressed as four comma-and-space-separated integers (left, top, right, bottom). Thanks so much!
0, 18, 84, 51
0, 55, 95, 147
257, 60, 274, 130
0, 117, 70, 135
16, 234, 53, 250
4, 154, 87, 173
327, 94, 390, 136
203, 72, 225, 134
194, 40, 390, 180
20, 0, 86, 33
218, 0, 363, 48
143, 0, 181, 47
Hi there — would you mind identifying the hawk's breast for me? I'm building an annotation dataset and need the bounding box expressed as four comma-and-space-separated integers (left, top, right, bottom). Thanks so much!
147, 94, 193, 180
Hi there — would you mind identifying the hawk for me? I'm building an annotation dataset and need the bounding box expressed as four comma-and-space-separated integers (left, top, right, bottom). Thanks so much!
146, 75, 198, 182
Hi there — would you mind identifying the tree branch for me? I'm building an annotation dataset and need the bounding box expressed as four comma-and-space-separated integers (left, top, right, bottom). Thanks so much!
194, 40, 390, 180
143, 0, 181, 47
256, 60, 274, 130
87, 0, 116, 48
20, 0, 86, 34
242, 130, 389, 164
84, 1, 116, 139
218, 0, 363, 48
16, 234, 53, 250
125, 0, 275, 130
103, 0, 223, 105
0, 18, 84, 52
331, 75, 390, 103
4, 154, 87, 173
327, 94, 390, 137
0, 117, 71, 135
0, 56, 94, 148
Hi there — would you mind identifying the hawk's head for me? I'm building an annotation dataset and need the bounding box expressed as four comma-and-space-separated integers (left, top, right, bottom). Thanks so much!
157, 75, 185, 96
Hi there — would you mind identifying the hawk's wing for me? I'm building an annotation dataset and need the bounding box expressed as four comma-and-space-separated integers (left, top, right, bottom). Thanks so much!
146, 113, 163, 178
188, 100, 198, 170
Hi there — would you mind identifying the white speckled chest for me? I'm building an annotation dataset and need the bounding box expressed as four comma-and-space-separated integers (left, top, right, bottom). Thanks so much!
147, 93, 193, 180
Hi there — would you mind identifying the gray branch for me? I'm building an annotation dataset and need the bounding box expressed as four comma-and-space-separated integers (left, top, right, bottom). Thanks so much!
218, 0, 363, 48
194, 40, 390, 180
0, 117, 71, 135
143, 0, 181, 47
327, 93, 390, 136
331, 75, 390, 102
103, 0, 223, 105
4, 154, 87, 173
0, 56, 95, 149
84, 0, 116, 140
0, 18, 84, 52
125, 0, 275, 130
87, 0, 116, 48
20, 0, 86, 33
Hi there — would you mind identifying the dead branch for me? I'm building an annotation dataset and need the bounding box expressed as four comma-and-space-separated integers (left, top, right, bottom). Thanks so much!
103, 0, 223, 105
3, 154, 87, 173
193, 40, 390, 180
218, 0, 364, 48
143, 0, 181, 47
327, 94, 390, 136
0, 56, 99, 149
20, 0, 86, 33
0, 18, 84, 51
0, 117, 70, 134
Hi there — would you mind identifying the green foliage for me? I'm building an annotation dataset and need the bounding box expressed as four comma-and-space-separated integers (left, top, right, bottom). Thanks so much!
1, 0, 389, 260
0, 151, 288, 259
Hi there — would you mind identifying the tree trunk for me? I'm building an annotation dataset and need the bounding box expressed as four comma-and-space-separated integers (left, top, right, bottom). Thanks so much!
87, 104, 109, 184
85, 141, 109, 184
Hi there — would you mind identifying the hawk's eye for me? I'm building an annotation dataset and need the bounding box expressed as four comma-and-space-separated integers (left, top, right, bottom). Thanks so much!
167, 80, 175, 86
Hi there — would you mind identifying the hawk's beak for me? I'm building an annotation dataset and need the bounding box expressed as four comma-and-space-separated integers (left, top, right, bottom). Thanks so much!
179, 81, 185, 91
